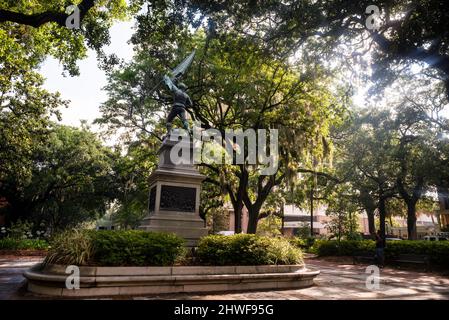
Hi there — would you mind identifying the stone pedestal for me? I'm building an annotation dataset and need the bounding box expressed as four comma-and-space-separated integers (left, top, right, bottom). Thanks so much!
140, 132, 208, 247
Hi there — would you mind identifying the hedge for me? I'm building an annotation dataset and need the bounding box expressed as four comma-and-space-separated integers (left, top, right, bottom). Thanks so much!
311, 240, 375, 256
312, 240, 449, 267
289, 237, 315, 250
45, 230, 185, 266
196, 234, 303, 266
0, 238, 49, 250
92, 230, 185, 266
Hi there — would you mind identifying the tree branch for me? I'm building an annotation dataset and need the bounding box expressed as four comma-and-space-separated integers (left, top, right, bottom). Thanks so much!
0, 0, 96, 28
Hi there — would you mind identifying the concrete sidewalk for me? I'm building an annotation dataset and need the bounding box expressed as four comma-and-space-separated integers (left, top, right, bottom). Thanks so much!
0, 255, 44, 300
1, 255, 448, 300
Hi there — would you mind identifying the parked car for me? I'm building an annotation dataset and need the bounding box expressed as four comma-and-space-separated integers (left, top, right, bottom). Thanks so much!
423, 235, 448, 241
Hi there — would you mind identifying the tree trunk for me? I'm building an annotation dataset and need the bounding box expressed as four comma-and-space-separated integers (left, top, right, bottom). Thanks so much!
396, 176, 422, 240
406, 201, 418, 240
234, 202, 243, 233
360, 189, 377, 235
366, 208, 376, 235
246, 200, 264, 234
226, 168, 248, 234
246, 208, 259, 234
378, 198, 387, 238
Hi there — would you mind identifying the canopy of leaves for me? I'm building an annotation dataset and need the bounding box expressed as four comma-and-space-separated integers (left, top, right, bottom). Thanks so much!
2, 123, 117, 230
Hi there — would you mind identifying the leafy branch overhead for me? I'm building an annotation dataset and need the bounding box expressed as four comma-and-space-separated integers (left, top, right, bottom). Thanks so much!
0, 0, 96, 27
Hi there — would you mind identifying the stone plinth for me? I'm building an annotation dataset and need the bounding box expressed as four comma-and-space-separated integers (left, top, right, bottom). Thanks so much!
139, 132, 207, 246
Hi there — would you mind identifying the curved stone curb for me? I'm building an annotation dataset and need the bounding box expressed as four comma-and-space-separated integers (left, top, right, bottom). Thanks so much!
24, 264, 320, 297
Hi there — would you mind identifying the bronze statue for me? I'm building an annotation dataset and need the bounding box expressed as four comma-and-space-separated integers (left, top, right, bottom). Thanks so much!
159, 51, 196, 137
163, 75, 192, 134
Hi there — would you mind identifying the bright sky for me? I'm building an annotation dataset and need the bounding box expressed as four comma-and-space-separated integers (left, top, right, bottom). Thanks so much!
39, 20, 135, 131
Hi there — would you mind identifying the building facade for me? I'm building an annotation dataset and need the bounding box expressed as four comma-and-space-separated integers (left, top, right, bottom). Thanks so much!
222, 202, 440, 238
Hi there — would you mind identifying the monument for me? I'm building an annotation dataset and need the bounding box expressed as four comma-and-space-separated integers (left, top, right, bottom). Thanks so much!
139, 51, 208, 246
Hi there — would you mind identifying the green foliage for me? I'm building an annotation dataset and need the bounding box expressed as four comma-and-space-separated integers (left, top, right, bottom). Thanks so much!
0, 238, 49, 250
186, 1, 449, 101
1, 219, 51, 240
0, 0, 134, 75
346, 232, 363, 241
45, 229, 94, 266
100, 26, 346, 234
294, 224, 313, 239
256, 215, 282, 237
91, 230, 185, 266
196, 234, 303, 266
384, 241, 449, 266
312, 240, 375, 256
325, 188, 361, 241
45, 230, 185, 266
3, 124, 117, 230
290, 237, 316, 251
4, 219, 34, 240
206, 207, 229, 234
110, 139, 158, 229
289, 237, 306, 248
312, 240, 449, 267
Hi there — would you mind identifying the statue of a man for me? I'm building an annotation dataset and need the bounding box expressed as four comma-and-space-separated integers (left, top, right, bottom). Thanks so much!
163, 75, 192, 134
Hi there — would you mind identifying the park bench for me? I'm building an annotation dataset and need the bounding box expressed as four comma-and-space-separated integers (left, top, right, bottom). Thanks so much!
391, 254, 431, 271
353, 253, 376, 265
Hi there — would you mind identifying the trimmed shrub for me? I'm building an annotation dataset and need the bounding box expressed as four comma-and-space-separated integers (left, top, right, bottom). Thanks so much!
0, 238, 49, 250
91, 230, 185, 266
45, 230, 185, 266
196, 234, 303, 266
312, 240, 449, 267
385, 240, 449, 266
312, 240, 375, 256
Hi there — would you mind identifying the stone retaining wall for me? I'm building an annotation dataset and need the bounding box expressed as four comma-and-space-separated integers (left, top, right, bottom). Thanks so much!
24, 264, 320, 297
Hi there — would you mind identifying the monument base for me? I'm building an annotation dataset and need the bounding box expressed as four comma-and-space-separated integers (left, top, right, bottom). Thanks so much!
139, 131, 208, 247
140, 213, 208, 247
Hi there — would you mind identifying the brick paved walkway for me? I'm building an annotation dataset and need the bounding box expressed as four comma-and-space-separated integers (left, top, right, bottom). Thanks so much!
1, 255, 448, 300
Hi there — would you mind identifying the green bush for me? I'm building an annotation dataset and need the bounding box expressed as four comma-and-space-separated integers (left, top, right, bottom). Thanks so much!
289, 237, 307, 249
384, 241, 449, 266
92, 230, 185, 266
197, 234, 303, 266
45, 230, 185, 266
289, 237, 315, 250
45, 229, 94, 265
0, 238, 49, 250
312, 240, 449, 267
312, 240, 375, 256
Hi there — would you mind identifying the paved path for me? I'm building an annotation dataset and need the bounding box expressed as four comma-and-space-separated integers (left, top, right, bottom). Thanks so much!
0, 255, 44, 300
1, 255, 449, 300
